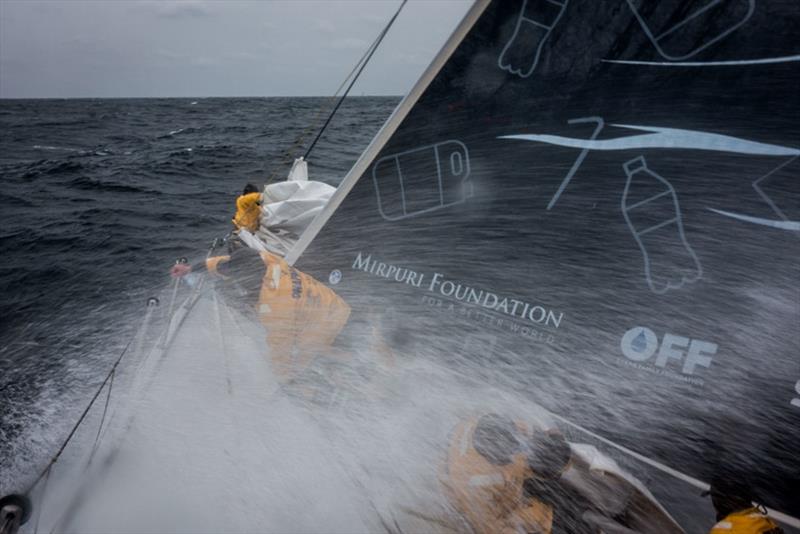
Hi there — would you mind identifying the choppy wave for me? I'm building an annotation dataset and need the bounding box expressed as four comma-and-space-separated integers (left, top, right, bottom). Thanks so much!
0, 97, 398, 490
66, 176, 156, 195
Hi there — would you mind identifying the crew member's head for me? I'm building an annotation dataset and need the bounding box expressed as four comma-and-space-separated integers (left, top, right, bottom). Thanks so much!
703, 477, 756, 520
242, 183, 259, 196
472, 413, 521, 466
526, 428, 571, 480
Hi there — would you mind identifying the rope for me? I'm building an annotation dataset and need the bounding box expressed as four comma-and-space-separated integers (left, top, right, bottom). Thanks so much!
263, 0, 407, 185
88, 369, 115, 464
165, 273, 181, 326
263, 42, 372, 186
303, 0, 408, 160
24, 333, 137, 499
31, 466, 50, 534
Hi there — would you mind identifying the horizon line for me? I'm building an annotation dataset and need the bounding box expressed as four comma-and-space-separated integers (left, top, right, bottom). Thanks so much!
0, 94, 403, 100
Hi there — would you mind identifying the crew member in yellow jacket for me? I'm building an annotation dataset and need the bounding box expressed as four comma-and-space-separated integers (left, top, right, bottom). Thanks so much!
705, 478, 784, 534
232, 183, 262, 232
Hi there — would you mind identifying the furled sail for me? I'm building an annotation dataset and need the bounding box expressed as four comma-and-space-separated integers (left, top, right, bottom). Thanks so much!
255, 158, 336, 256
290, 0, 800, 527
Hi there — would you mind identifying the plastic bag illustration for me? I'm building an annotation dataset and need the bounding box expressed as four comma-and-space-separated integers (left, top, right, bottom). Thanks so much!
372, 140, 471, 221
622, 156, 703, 294
626, 0, 755, 61
498, 0, 569, 78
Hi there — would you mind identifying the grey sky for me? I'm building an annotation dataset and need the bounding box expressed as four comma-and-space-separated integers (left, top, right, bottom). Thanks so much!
0, 0, 472, 98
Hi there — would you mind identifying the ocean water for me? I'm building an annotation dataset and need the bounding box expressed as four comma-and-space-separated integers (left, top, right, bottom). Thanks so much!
0, 97, 398, 488
2, 94, 798, 532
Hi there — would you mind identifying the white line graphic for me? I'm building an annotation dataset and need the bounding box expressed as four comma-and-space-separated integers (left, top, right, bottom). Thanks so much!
547, 117, 604, 210
498, 0, 569, 78
622, 156, 702, 294
500, 124, 800, 156
752, 156, 799, 239
372, 140, 471, 222
626, 0, 755, 61
708, 208, 800, 231
603, 53, 800, 66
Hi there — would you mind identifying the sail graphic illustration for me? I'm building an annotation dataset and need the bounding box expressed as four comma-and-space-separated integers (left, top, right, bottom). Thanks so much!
372, 140, 471, 221
500, 124, 800, 156
622, 156, 703, 294
625, 0, 756, 61
497, 0, 569, 78
708, 208, 800, 231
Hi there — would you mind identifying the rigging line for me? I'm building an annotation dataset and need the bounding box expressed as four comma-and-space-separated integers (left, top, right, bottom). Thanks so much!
39, 370, 117, 534
165, 275, 181, 328
547, 411, 800, 529
87, 369, 115, 464
264, 24, 381, 186
24, 320, 141, 497
31, 466, 51, 534
303, 0, 408, 160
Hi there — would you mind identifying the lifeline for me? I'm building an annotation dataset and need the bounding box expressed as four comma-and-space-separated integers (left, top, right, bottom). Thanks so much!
352, 252, 564, 329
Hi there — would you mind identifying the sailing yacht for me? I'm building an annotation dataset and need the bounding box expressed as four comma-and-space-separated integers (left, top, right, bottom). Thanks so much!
4, 1, 799, 533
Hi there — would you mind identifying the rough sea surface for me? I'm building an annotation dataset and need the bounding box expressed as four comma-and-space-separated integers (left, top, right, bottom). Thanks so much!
0, 97, 397, 487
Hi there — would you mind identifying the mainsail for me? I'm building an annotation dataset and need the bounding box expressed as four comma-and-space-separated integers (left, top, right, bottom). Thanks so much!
289, 0, 800, 526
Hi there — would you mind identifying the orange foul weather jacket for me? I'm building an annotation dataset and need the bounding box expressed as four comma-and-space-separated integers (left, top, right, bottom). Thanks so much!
710, 508, 784, 534
205, 247, 351, 381
442, 418, 553, 534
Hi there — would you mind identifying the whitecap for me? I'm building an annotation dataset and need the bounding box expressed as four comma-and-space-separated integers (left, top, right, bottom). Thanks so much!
32, 145, 80, 152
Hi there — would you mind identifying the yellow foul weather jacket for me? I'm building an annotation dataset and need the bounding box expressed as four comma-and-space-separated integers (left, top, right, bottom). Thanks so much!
232, 192, 262, 232
710, 508, 784, 534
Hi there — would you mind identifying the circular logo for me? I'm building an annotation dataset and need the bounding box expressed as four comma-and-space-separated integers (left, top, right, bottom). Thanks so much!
328, 269, 342, 285
620, 326, 658, 362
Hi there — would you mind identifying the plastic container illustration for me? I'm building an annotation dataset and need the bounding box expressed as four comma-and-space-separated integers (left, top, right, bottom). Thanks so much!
622, 156, 703, 294
625, 0, 755, 61
372, 140, 471, 221
498, 0, 570, 78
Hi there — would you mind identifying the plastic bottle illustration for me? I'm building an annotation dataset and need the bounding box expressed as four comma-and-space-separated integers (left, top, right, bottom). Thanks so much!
622, 156, 703, 294
372, 140, 471, 221
625, 0, 755, 61
498, 0, 570, 79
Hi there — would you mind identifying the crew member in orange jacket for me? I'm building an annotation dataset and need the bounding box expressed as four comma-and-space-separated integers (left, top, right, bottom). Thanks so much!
442, 414, 568, 534
171, 241, 351, 384
171, 239, 401, 407
443, 414, 684, 534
